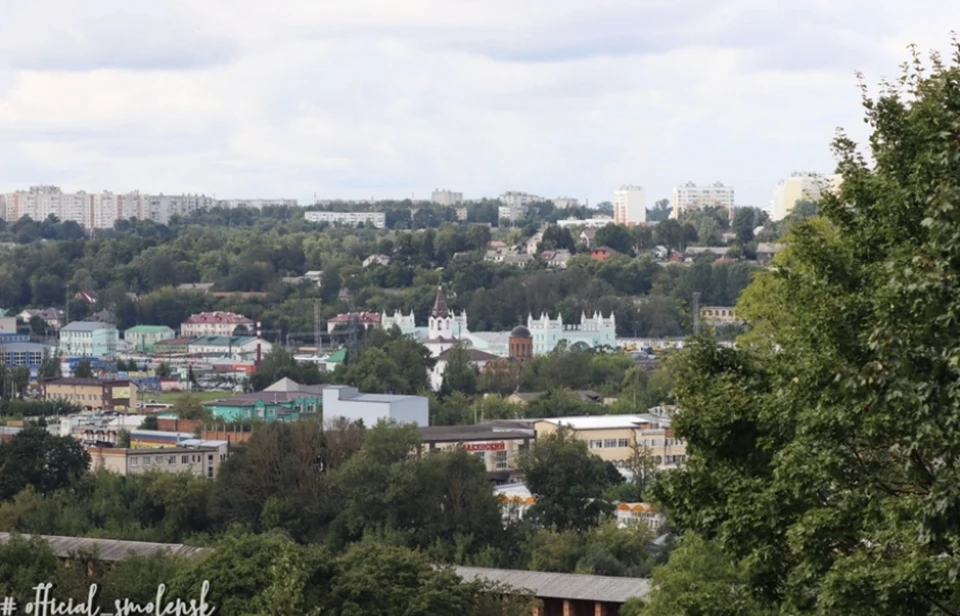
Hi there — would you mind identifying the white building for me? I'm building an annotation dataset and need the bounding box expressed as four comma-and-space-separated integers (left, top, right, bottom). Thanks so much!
556, 217, 615, 229
429, 347, 500, 391
613, 185, 646, 226
671, 181, 735, 219
381, 310, 418, 335
498, 191, 543, 222
431, 190, 463, 206
552, 197, 580, 208
528, 311, 616, 355
144, 194, 217, 225
770, 173, 842, 221
217, 199, 298, 209
58, 322, 119, 358
304, 211, 386, 228
423, 287, 469, 357
180, 312, 254, 338
322, 385, 429, 426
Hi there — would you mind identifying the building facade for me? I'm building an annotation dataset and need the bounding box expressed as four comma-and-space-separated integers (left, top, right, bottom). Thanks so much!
88, 445, 222, 478
380, 310, 418, 335
0, 342, 51, 378
770, 172, 842, 221
671, 181, 735, 219
123, 325, 175, 352
422, 287, 469, 357
527, 311, 616, 355
613, 185, 646, 226
431, 189, 463, 206
187, 336, 272, 358
323, 385, 429, 426
303, 211, 386, 228
58, 322, 119, 358
180, 312, 254, 338
416, 424, 534, 481
42, 378, 138, 411
498, 191, 543, 221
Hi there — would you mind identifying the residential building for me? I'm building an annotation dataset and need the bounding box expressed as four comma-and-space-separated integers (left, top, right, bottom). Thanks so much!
205, 377, 322, 422
613, 185, 646, 226
123, 325, 175, 352
323, 385, 429, 426
180, 312, 254, 338
362, 253, 391, 268
18, 308, 65, 330
429, 347, 500, 391
187, 336, 272, 358
540, 249, 572, 269
534, 412, 686, 470
556, 217, 615, 229
304, 211, 386, 229
498, 191, 543, 221
0, 316, 15, 334
326, 312, 381, 333
590, 246, 619, 261
455, 207, 468, 221
756, 242, 785, 266
671, 181, 735, 219
87, 445, 222, 478
58, 321, 119, 358
74, 290, 98, 304
580, 228, 596, 247
700, 306, 743, 326
416, 424, 534, 481
144, 193, 216, 225
431, 189, 463, 206
527, 311, 616, 355
41, 378, 138, 411
770, 172, 842, 221
217, 198, 298, 209
552, 197, 580, 208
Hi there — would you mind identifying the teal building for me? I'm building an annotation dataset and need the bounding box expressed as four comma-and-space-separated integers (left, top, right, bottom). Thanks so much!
204, 378, 322, 422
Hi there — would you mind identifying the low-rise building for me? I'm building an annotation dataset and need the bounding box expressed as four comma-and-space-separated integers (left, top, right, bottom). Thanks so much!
417, 424, 533, 482
756, 242, 785, 266
180, 311, 254, 338
429, 347, 500, 391
205, 377, 322, 422
123, 325, 176, 352
323, 385, 429, 426
17, 308, 65, 331
326, 312, 381, 333
187, 336, 272, 359
362, 254, 391, 268
87, 445, 222, 478
699, 306, 743, 326
41, 378, 138, 411
58, 321, 120, 357
152, 337, 195, 355
0, 342, 52, 378
304, 211, 386, 228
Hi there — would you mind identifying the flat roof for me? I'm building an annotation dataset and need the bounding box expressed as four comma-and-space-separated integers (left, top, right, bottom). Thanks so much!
453, 566, 651, 603
95, 446, 218, 456
418, 425, 534, 443
348, 393, 419, 403
0, 533, 210, 562
539, 414, 656, 431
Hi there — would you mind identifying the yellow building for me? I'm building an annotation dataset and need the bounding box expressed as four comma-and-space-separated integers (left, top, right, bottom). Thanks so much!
87, 445, 223, 479
700, 306, 743, 326
534, 412, 686, 470
41, 377, 138, 411
417, 424, 533, 482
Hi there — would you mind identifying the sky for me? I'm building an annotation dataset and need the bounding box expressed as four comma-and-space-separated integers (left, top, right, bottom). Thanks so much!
0, 0, 958, 209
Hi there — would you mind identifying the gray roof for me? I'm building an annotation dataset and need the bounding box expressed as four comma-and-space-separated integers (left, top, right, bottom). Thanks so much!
454, 566, 651, 603
0, 533, 211, 562
61, 321, 116, 332
0, 342, 51, 352
418, 425, 534, 443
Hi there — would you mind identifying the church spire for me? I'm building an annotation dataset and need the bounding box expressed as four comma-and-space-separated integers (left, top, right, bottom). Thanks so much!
431, 285, 450, 318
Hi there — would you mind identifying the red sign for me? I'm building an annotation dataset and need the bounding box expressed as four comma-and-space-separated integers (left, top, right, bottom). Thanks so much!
465, 442, 505, 452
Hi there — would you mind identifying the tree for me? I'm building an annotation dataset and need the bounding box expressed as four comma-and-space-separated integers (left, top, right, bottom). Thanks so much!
73, 360, 93, 378
139, 415, 159, 430
440, 344, 478, 396
595, 224, 634, 255
38, 353, 61, 379
0, 426, 90, 500
171, 394, 213, 422
520, 426, 616, 531
156, 362, 172, 378
650, 47, 960, 615
732, 207, 757, 244
647, 199, 671, 223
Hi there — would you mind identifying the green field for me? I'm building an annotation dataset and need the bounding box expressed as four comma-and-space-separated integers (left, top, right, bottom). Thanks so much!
149, 391, 230, 405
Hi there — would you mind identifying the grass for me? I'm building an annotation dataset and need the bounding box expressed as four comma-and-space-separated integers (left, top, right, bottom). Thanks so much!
150, 391, 228, 405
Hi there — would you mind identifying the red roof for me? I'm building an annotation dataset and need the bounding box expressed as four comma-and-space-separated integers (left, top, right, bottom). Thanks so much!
182, 311, 253, 325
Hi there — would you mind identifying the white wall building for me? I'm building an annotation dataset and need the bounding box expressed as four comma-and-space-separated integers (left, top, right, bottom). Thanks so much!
431, 190, 463, 206
613, 185, 646, 226
555, 217, 615, 229
217, 199, 298, 209
671, 181, 735, 219
304, 211, 386, 228
770, 173, 843, 221
180, 312, 254, 338
322, 385, 429, 426
498, 191, 543, 222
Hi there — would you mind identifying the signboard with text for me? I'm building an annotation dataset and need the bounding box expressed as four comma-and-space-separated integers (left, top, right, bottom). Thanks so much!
112, 386, 131, 399
464, 442, 506, 452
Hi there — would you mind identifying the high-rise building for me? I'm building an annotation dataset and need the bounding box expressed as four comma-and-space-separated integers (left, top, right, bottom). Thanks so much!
613, 185, 646, 226
671, 181, 735, 219
552, 197, 580, 208
431, 190, 463, 206
770, 173, 842, 221
498, 191, 543, 222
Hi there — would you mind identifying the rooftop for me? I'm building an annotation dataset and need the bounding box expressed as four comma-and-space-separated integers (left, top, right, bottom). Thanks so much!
61, 321, 116, 332
0, 533, 210, 562
418, 424, 534, 443
43, 377, 130, 387
190, 336, 258, 346
437, 347, 500, 362
453, 566, 651, 603
182, 311, 253, 325
124, 325, 174, 333
539, 414, 668, 431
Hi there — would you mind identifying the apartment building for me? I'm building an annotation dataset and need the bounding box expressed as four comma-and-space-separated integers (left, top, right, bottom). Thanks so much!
88, 444, 222, 478
498, 191, 543, 222
217, 199, 298, 209
304, 211, 386, 228
180, 311, 254, 338
58, 321, 119, 357
534, 411, 686, 470
613, 185, 646, 226
41, 377, 138, 411
770, 172, 842, 221
123, 325, 175, 352
431, 189, 463, 206
671, 181, 735, 219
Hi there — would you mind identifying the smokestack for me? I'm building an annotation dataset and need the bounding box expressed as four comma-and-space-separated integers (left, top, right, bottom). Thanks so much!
256, 320, 262, 365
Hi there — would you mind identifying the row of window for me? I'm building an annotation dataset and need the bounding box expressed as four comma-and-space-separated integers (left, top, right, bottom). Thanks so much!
57, 393, 101, 402
588, 439, 631, 449
129, 453, 214, 467
473, 450, 510, 470
2, 353, 43, 365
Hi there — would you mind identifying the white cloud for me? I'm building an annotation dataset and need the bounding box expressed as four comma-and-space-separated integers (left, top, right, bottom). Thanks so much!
0, 0, 958, 207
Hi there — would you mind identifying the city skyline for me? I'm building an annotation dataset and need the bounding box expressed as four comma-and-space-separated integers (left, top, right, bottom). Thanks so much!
0, 1, 957, 207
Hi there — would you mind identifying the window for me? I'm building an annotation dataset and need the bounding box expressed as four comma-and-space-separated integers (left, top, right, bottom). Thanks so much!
495, 450, 508, 470
618, 439, 629, 448
604, 439, 618, 449
208, 454, 214, 461
588, 439, 603, 449
181, 456, 189, 464
207, 467, 214, 478
155, 456, 164, 465
129, 457, 138, 467
143, 457, 151, 466
474, 451, 486, 466
168, 456, 176, 465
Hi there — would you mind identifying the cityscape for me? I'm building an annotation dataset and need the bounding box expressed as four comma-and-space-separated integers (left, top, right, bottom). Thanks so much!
0, 1, 956, 615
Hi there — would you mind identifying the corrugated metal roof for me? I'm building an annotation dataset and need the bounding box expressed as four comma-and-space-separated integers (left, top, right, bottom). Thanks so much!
0, 533, 211, 562
454, 566, 651, 603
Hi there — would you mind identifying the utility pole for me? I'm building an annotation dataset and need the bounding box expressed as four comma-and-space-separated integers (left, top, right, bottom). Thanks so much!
692, 292, 701, 336
346, 313, 359, 364
312, 299, 322, 354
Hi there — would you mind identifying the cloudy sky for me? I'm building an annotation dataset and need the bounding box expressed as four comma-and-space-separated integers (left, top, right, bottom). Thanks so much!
0, 0, 957, 209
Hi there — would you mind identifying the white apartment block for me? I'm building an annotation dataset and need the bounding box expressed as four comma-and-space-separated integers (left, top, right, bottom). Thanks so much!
671, 181, 735, 219
770, 173, 842, 221
614, 185, 646, 226
304, 211, 386, 229
217, 199, 298, 209
498, 191, 543, 221
431, 190, 463, 206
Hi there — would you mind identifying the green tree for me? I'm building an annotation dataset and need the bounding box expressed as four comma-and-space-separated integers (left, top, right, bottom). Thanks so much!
651, 47, 960, 615
38, 353, 61, 378
595, 223, 634, 255
0, 426, 90, 500
440, 344, 478, 396
74, 360, 93, 378
171, 394, 213, 422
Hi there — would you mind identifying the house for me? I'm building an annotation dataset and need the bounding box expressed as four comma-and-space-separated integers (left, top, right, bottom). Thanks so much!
362, 254, 391, 268
652, 245, 669, 260
123, 325, 175, 352
304, 270, 324, 285
540, 249, 572, 269
74, 290, 98, 304
89, 309, 114, 324
58, 321, 120, 357
756, 242, 785, 266
18, 308, 66, 330
487, 240, 507, 250
326, 311, 381, 333
205, 377, 323, 422
429, 347, 500, 391
323, 385, 429, 426
590, 246, 619, 261
524, 231, 543, 255
318, 348, 347, 372
187, 336, 272, 359
0, 316, 15, 334
684, 246, 728, 260
580, 228, 596, 247
180, 311, 254, 338
41, 377, 138, 411
500, 253, 534, 266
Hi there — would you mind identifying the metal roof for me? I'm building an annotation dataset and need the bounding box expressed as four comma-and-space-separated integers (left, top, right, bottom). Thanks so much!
454, 566, 651, 603
418, 424, 534, 443
0, 533, 211, 562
